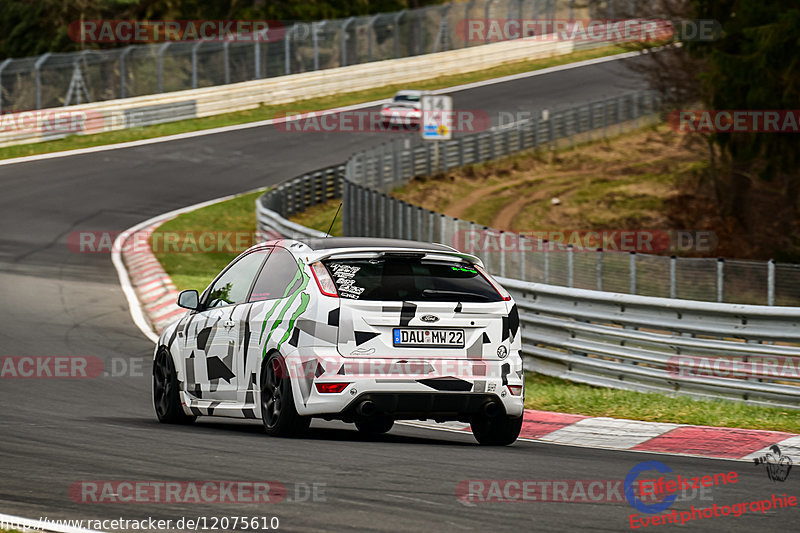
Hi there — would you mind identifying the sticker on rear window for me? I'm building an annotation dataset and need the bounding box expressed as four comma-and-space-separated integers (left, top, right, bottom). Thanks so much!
330, 263, 364, 298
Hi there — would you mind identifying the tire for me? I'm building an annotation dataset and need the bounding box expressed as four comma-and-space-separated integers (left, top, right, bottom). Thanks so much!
470, 415, 523, 446
260, 353, 311, 437
153, 348, 196, 424
355, 415, 394, 434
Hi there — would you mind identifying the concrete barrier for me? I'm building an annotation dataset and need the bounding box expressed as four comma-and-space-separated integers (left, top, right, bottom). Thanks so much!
0, 37, 602, 147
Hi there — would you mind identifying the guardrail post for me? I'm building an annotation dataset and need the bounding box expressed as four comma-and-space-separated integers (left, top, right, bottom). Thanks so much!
567, 244, 574, 288
0, 58, 12, 113
768, 259, 775, 306
312, 22, 324, 70
716, 258, 724, 303
191, 40, 202, 89
341, 17, 355, 66
34, 52, 51, 109
426, 144, 432, 175
670, 255, 677, 298
466, 221, 476, 254
428, 210, 435, 242
484, 0, 497, 43
254, 30, 264, 79
223, 40, 231, 84
416, 206, 423, 241
629, 251, 637, 295
519, 235, 526, 280
397, 200, 404, 240
157, 42, 170, 93
500, 231, 507, 278
341, 182, 348, 236
406, 203, 414, 240
439, 214, 446, 245
543, 239, 549, 284
570, 108, 576, 147
285, 23, 295, 75
596, 248, 603, 291
119, 46, 133, 99
602, 96, 608, 138
393, 11, 406, 58
367, 15, 380, 61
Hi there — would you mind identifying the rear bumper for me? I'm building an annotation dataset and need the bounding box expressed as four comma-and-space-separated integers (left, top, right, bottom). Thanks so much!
341, 392, 512, 422
289, 353, 525, 419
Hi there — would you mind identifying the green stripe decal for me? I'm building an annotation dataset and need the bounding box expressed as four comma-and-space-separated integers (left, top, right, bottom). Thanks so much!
258, 266, 303, 343
260, 259, 310, 359
276, 292, 310, 352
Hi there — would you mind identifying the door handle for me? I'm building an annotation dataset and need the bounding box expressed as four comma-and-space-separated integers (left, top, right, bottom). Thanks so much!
223, 320, 236, 330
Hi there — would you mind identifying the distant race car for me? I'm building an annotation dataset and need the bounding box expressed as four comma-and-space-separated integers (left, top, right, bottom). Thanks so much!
153, 237, 524, 445
380, 90, 423, 128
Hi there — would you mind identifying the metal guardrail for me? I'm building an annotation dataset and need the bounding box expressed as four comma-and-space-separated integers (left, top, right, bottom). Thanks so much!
341, 91, 800, 307
255, 164, 344, 240
501, 277, 800, 409
255, 89, 800, 409
0, 28, 592, 147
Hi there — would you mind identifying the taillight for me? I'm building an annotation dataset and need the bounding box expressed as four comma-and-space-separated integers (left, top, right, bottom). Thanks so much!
311, 262, 338, 297
315, 382, 350, 393
507, 384, 523, 396
475, 265, 512, 301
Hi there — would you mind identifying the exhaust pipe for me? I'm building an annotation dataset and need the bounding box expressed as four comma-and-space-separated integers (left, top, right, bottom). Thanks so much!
483, 401, 500, 418
356, 400, 376, 417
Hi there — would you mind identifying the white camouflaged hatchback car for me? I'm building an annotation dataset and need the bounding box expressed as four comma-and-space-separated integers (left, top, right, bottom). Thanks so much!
153, 238, 524, 445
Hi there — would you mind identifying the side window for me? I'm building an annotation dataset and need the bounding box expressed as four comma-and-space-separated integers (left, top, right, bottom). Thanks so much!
249, 247, 301, 302
204, 250, 269, 308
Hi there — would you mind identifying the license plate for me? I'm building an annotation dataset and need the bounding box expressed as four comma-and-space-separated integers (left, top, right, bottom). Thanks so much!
393, 328, 464, 348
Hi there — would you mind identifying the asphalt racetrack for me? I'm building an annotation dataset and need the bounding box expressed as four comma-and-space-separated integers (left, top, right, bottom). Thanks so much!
0, 54, 794, 531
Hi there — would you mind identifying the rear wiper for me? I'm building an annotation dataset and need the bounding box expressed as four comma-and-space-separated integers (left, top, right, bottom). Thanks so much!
422, 289, 491, 301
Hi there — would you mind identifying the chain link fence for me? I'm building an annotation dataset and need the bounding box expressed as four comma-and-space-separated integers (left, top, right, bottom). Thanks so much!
337, 91, 800, 306
0, 0, 674, 113
0, 0, 565, 113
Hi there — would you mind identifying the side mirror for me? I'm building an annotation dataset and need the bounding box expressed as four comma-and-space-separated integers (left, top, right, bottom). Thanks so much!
177, 289, 200, 311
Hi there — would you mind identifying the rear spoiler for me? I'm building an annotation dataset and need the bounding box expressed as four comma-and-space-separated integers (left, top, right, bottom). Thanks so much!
309, 248, 485, 268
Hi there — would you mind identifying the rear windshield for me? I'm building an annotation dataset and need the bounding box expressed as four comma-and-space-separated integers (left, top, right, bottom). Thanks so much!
323, 258, 502, 302
393, 94, 420, 102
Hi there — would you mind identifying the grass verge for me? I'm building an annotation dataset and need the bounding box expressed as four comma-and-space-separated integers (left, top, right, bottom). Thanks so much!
391, 122, 704, 238
0, 45, 627, 161
525, 373, 800, 434
150, 189, 263, 292
289, 199, 344, 237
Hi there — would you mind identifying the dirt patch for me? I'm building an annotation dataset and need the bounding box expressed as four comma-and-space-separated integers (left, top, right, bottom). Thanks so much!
392, 124, 734, 257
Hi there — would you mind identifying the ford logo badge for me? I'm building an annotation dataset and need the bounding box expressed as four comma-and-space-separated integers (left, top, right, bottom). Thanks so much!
421, 315, 439, 323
